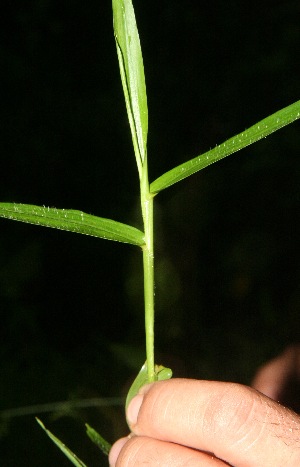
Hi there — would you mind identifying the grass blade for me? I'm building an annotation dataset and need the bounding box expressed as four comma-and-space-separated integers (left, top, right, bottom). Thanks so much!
150, 100, 300, 194
85, 424, 111, 456
112, 0, 148, 178
36, 418, 88, 467
0, 203, 145, 246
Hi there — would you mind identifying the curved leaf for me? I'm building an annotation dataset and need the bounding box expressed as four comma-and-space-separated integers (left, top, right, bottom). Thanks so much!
125, 361, 172, 410
0, 203, 145, 246
150, 100, 300, 194
112, 0, 148, 178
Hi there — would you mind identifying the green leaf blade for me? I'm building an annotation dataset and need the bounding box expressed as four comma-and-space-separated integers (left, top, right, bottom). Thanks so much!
112, 0, 148, 176
150, 100, 300, 194
36, 418, 88, 467
85, 424, 111, 456
0, 203, 145, 246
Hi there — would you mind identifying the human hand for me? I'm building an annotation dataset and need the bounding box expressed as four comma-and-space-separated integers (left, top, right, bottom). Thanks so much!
252, 344, 300, 413
109, 379, 300, 466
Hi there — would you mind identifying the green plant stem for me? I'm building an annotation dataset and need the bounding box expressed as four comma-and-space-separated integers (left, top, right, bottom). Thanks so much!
142, 199, 155, 382
141, 160, 155, 383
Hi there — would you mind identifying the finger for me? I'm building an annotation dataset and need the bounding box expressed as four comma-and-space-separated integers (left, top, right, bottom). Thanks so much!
252, 345, 300, 400
109, 437, 127, 466
127, 379, 300, 467
109, 435, 230, 467
252, 353, 291, 399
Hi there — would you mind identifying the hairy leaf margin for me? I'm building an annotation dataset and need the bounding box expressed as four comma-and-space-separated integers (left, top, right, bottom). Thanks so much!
151, 100, 300, 194
0, 203, 145, 247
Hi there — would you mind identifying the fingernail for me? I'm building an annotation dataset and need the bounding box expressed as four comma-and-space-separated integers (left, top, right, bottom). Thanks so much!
127, 393, 144, 426
108, 437, 128, 467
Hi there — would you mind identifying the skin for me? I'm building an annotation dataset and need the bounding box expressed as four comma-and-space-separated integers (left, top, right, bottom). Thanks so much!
109, 347, 300, 466
252, 344, 300, 413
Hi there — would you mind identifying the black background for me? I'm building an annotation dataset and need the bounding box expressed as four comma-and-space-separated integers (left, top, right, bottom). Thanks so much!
0, 1, 299, 465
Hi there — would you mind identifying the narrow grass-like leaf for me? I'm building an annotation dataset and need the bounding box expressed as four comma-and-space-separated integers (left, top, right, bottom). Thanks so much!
36, 418, 88, 467
0, 203, 145, 246
85, 424, 111, 456
151, 100, 300, 194
112, 0, 148, 177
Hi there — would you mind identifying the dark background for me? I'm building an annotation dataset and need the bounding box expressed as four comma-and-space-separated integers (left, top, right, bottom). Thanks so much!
0, 0, 299, 465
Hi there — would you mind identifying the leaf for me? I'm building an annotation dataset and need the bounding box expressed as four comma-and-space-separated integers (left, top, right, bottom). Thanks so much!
112, 0, 148, 178
0, 203, 145, 246
150, 100, 300, 194
125, 361, 172, 411
85, 424, 111, 456
36, 418, 88, 467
